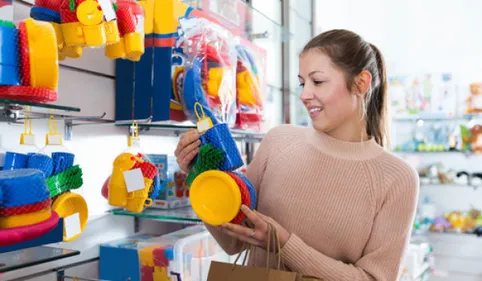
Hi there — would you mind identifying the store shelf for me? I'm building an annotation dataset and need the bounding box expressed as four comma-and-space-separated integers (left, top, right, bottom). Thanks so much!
393, 113, 482, 122
110, 207, 203, 224
0, 218, 64, 254
0, 99, 81, 113
181, 0, 292, 42
115, 122, 265, 141
0, 246, 80, 273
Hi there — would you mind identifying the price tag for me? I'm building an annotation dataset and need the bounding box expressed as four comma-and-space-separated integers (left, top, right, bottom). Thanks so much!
65, 213, 81, 240
23, 135, 36, 146
124, 168, 145, 192
196, 117, 213, 133
47, 134, 62, 145
98, 0, 117, 21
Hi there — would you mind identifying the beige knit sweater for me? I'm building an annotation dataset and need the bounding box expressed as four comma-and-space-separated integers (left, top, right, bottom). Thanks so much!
206, 124, 419, 281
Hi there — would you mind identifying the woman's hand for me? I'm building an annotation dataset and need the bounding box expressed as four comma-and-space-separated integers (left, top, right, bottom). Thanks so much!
174, 129, 201, 172
221, 205, 291, 251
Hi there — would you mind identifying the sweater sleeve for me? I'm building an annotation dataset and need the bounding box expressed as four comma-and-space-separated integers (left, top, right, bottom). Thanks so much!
204, 128, 274, 255
281, 167, 419, 281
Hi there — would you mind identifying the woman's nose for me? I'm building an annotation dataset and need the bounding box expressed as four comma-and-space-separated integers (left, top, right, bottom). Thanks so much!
300, 88, 314, 101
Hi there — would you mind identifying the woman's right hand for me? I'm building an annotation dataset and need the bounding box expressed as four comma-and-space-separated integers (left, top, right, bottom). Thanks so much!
175, 129, 201, 172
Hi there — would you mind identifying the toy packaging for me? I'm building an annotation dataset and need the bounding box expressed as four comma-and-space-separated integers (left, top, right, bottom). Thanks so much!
147, 154, 190, 209
115, 0, 267, 130
100, 225, 231, 281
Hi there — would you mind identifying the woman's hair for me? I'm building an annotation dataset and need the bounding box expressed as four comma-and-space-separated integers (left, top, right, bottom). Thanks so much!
302, 29, 390, 148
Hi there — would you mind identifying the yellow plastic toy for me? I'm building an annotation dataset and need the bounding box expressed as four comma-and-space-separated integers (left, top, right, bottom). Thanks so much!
125, 177, 153, 213
237, 69, 262, 107
25, 18, 59, 90
0, 208, 51, 228
108, 152, 136, 207
190, 170, 241, 226
52, 192, 88, 242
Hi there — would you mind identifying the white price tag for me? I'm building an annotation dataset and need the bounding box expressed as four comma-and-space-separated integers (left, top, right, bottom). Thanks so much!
197, 119, 212, 133
98, 0, 117, 21
124, 168, 145, 192
47, 135, 62, 145
64, 213, 81, 240
23, 135, 36, 145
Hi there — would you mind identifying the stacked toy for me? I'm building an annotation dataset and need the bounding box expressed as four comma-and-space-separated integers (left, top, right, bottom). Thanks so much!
30, 0, 145, 61
186, 102, 256, 226
1, 151, 87, 242
0, 169, 60, 247
107, 152, 160, 213
0, 16, 59, 102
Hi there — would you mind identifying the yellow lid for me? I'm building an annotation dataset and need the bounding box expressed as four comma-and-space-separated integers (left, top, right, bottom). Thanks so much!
76, 0, 104, 26
190, 170, 241, 226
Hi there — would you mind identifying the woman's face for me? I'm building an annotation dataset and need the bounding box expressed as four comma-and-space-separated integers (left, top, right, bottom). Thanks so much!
298, 50, 361, 139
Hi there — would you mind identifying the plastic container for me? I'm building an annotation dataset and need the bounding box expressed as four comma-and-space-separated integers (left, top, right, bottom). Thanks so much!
137, 225, 230, 281
0, 25, 20, 86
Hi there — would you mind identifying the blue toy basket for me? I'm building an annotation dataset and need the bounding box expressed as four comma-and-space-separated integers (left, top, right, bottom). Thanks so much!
0, 169, 50, 208
200, 123, 243, 171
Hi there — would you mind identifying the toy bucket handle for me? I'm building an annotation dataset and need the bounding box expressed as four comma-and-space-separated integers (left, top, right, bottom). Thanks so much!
194, 102, 206, 121
144, 198, 153, 207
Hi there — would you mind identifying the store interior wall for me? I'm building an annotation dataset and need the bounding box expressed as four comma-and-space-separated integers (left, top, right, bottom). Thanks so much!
314, 0, 482, 214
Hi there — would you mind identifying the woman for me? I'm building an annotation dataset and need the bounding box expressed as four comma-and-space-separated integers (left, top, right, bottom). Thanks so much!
175, 29, 419, 281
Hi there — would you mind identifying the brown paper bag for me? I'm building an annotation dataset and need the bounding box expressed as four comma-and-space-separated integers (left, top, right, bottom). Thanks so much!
207, 224, 323, 281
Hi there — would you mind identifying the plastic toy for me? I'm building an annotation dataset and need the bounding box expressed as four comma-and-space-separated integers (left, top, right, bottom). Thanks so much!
235, 44, 264, 131
0, 211, 59, 247
0, 17, 59, 103
51, 191, 88, 241
178, 18, 237, 127
30, 0, 145, 61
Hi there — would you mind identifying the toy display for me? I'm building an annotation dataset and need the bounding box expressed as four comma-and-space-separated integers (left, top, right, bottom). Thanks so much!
234, 44, 265, 131
0, 17, 59, 103
389, 73, 456, 118
0, 169, 61, 247
467, 82, 482, 114
30, 0, 145, 61
115, 0, 267, 129
177, 18, 237, 127
105, 124, 160, 213
147, 154, 190, 210
100, 225, 231, 281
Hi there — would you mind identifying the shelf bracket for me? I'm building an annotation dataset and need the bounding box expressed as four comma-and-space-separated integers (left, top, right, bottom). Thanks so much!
62, 112, 114, 141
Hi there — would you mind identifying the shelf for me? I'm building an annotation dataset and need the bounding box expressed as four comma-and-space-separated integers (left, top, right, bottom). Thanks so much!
0, 99, 81, 113
0, 246, 80, 273
0, 218, 64, 254
182, 0, 293, 42
115, 122, 265, 141
110, 206, 203, 224
393, 113, 482, 122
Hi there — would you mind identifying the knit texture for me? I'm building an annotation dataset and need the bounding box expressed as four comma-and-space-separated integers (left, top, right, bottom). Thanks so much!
206, 124, 419, 281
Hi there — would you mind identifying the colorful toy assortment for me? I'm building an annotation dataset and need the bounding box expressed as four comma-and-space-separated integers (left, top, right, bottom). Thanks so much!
186, 103, 255, 226
100, 225, 230, 281
115, 0, 266, 131
30, 0, 145, 61
0, 149, 87, 244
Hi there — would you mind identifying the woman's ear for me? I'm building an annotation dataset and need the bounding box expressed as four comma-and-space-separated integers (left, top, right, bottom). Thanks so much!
353, 70, 372, 96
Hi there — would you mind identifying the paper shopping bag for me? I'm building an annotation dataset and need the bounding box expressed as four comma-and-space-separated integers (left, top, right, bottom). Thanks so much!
207, 224, 323, 281
207, 260, 298, 281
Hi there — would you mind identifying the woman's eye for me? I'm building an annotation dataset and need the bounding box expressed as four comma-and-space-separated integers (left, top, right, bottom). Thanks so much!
299, 83, 305, 88
314, 81, 324, 85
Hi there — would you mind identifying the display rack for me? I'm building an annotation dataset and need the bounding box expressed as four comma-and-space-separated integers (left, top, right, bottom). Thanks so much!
111, 207, 202, 226
0, 246, 80, 273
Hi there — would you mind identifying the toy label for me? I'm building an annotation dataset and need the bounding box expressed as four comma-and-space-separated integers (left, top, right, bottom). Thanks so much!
65, 212, 81, 240
197, 118, 213, 133
47, 135, 62, 145
124, 168, 145, 192
22, 135, 36, 145
98, 0, 117, 21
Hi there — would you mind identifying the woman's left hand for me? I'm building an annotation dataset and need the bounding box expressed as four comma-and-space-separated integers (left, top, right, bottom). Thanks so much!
221, 205, 291, 251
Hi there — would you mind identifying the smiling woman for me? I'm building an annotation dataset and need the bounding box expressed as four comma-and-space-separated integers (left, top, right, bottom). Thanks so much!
175, 29, 419, 281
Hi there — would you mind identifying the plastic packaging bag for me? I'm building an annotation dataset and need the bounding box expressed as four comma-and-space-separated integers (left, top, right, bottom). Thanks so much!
177, 18, 238, 127
235, 44, 264, 131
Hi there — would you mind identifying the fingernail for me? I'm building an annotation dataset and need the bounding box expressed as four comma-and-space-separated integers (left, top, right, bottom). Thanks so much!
241, 205, 248, 211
